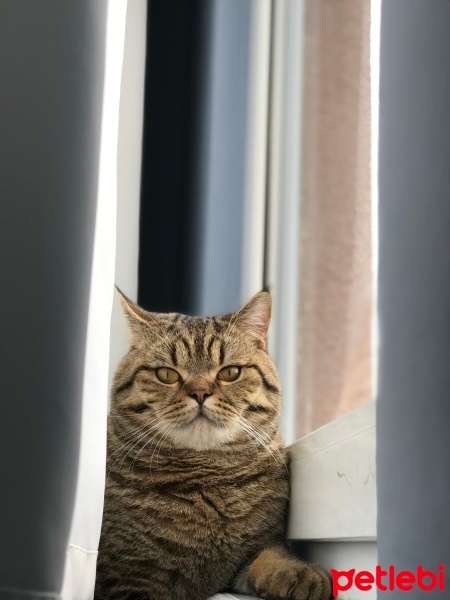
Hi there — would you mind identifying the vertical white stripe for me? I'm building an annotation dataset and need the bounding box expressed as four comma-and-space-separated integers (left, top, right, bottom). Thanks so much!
266, 0, 305, 445
109, 0, 147, 386
241, 0, 272, 304
62, 1, 128, 598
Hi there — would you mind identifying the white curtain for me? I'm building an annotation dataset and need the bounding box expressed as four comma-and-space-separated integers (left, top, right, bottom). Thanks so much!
61, 3, 128, 598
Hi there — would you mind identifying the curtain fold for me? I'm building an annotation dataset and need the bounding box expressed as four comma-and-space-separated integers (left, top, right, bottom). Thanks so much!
0, 1, 108, 597
61, 4, 129, 598
377, 0, 450, 592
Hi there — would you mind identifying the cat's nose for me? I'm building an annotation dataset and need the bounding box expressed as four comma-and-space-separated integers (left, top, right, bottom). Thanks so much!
188, 388, 211, 405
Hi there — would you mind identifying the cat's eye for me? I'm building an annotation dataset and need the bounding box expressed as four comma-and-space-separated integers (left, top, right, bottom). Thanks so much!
155, 367, 180, 384
217, 366, 241, 382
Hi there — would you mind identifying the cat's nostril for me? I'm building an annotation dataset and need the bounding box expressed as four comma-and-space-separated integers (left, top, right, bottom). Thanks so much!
189, 388, 211, 405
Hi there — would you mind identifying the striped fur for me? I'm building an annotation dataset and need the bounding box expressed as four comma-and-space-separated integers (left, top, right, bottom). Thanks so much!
94, 292, 332, 600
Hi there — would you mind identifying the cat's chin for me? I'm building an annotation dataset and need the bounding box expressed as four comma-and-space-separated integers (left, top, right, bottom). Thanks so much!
169, 417, 238, 451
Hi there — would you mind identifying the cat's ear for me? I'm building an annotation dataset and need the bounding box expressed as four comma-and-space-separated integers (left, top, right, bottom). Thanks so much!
116, 287, 152, 341
234, 291, 272, 349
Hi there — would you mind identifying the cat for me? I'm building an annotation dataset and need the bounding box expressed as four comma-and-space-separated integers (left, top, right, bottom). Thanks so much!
94, 290, 332, 600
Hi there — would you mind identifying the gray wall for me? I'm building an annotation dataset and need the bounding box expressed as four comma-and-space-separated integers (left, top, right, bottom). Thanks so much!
377, 0, 450, 596
0, 1, 107, 597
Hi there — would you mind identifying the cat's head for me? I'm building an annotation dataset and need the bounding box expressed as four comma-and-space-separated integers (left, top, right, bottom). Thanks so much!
111, 290, 281, 451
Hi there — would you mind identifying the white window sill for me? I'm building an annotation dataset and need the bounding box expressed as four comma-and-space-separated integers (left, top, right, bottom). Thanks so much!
287, 401, 376, 541
287, 403, 377, 599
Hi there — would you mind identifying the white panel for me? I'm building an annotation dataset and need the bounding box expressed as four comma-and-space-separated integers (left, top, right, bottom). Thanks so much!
62, 0, 147, 597
265, 0, 304, 445
109, 0, 147, 382
288, 402, 376, 541
61, 546, 98, 600
67, 0, 128, 556
241, 0, 272, 302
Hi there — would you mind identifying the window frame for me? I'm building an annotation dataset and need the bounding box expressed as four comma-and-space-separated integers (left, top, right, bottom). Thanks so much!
244, 0, 379, 547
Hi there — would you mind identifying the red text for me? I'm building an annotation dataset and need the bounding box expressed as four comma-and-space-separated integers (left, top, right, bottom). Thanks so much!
331, 565, 446, 596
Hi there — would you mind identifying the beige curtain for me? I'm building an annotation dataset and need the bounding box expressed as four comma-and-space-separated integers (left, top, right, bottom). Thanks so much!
296, 0, 372, 437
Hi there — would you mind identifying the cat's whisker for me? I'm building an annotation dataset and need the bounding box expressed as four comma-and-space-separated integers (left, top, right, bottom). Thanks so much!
246, 419, 286, 458
108, 435, 149, 479
107, 416, 162, 461
215, 401, 284, 467
107, 419, 164, 478
107, 425, 153, 469
116, 415, 176, 478
148, 418, 178, 474
245, 408, 280, 432
129, 422, 167, 474
238, 418, 286, 472
154, 420, 180, 470
236, 418, 269, 453
110, 416, 158, 441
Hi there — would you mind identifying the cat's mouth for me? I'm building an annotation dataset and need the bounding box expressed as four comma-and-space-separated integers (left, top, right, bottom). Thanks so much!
183, 408, 221, 428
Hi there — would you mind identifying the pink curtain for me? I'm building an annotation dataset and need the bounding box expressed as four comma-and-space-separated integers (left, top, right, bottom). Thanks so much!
296, 0, 373, 437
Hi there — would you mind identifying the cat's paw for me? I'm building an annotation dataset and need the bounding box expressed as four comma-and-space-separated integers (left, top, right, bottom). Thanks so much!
249, 549, 332, 600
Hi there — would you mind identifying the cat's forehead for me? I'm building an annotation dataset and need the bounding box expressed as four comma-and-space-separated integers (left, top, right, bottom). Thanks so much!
145, 312, 246, 368
160, 313, 228, 334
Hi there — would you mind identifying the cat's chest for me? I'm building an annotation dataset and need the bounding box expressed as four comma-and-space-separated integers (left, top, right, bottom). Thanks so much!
109, 453, 287, 532
106, 461, 287, 560
134, 468, 278, 534
141, 479, 269, 552
151, 475, 260, 520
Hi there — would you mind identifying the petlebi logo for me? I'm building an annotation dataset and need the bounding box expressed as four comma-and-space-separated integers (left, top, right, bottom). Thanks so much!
331, 565, 446, 596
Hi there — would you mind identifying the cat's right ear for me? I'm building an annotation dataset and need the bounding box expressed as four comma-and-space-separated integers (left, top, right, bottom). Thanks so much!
116, 286, 151, 341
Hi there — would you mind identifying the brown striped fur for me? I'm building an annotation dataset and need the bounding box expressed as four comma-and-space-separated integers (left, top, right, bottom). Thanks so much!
94, 291, 332, 600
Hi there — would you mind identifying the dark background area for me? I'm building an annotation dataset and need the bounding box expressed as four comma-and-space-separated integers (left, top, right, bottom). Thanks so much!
138, 0, 211, 314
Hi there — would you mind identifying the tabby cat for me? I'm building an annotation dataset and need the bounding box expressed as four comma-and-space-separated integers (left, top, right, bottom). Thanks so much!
94, 290, 332, 600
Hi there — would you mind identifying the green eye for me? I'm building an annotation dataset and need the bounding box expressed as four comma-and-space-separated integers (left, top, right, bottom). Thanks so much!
156, 367, 180, 384
217, 366, 241, 382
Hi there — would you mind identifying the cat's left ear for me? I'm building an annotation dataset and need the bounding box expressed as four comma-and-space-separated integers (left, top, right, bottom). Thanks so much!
116, 286, 153, 341
234, 291, 272, 349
